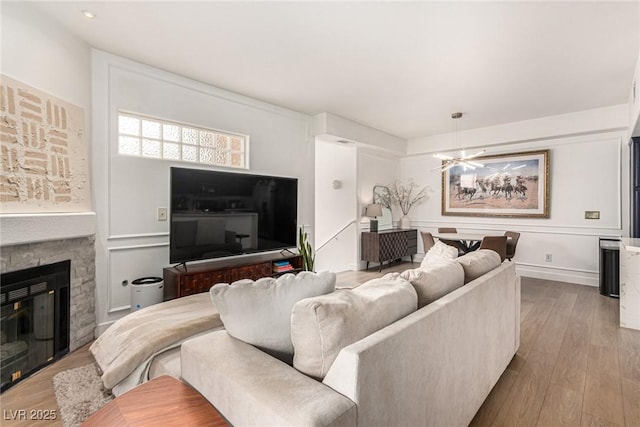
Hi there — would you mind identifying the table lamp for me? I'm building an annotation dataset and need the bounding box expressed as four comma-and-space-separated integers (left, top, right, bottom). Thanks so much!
365, 203, 383, 232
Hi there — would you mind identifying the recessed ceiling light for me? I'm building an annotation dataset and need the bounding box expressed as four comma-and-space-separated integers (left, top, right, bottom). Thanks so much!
82, 10, 96, 20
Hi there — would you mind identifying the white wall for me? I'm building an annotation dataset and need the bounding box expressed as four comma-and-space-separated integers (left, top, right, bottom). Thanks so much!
628, 3, 640, 138
409, 105, 628, 156
313, 112, 407, 156
92, 51, 313, 332
313, 141, 403, 274
1, 2, 91, 111
311, 113, 403, 273
356, 149, 401, 268
0, 2, 96, 240
405, 108, 629, 286
314, 140, 358, 272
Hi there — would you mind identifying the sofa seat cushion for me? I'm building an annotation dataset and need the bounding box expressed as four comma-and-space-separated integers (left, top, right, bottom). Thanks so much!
456, 249, 502, 283
291, 276, 417, 380
210, 271, 336, 363
420, 241, 458, 267
399, 260, 465, 308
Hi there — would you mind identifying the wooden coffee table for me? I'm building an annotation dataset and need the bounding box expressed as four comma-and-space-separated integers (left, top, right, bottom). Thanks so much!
83, 375, 228, 426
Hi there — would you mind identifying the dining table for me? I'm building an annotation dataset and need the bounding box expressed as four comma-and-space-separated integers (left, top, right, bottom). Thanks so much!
433, 232, 505, 253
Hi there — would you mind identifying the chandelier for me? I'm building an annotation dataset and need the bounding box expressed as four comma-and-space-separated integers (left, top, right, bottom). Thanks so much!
433, 112, 485, 172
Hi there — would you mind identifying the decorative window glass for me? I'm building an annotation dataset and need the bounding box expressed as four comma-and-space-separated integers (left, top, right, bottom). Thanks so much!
117, 112, 248, 169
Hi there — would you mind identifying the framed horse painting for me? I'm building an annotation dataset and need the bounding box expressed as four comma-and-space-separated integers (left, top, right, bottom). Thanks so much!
441, 149, 550, 218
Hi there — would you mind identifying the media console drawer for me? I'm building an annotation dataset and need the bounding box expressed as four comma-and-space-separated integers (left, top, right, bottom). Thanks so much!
361, 229, 417, 271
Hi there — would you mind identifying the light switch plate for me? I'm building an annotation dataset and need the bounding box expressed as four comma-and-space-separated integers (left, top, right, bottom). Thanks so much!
585, 211, 600, 220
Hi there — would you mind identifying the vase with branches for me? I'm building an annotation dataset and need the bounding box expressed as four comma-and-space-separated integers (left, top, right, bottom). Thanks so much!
389, 179, 429, 228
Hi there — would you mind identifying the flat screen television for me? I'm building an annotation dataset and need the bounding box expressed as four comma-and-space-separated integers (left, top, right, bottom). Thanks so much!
170, 167, 298, 264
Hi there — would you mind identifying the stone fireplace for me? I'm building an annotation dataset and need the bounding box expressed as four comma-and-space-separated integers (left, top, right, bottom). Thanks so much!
1, 260, 70, 391
0, 234, 96, 390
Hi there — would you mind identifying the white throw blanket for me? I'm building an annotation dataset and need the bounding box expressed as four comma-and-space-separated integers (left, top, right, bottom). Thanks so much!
90, 293, 222, 394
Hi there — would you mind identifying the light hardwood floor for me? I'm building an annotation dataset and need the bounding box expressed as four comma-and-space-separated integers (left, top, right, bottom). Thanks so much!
2, 263, 639, 427
1, 341, 94, 427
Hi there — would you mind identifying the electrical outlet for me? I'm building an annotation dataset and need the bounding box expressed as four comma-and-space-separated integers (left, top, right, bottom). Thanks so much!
545, 253, 552, 262
157, 207, 167, 221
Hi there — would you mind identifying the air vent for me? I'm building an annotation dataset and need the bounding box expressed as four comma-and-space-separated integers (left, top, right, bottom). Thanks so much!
30, 282, 47, 294
8, 288, 28, 302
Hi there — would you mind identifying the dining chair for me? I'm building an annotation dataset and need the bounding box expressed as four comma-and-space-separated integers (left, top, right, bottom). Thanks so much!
479, 236, 507, 262
504, 231, 521, 261
421, 231, 435, 253
437, 228, 465, 255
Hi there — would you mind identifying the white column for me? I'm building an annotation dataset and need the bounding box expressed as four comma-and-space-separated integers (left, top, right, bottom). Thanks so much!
620, 239, 640, 330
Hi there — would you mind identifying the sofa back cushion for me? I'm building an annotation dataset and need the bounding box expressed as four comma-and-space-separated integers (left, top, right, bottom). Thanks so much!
291, 276, 417, 380
210, 271, 336, 363
456, 249, 502, 283
420, 241, 458, 267
399, 260, 465, 308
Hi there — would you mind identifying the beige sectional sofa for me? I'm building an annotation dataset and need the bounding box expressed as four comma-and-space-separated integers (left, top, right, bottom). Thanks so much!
181, 253, 520, 427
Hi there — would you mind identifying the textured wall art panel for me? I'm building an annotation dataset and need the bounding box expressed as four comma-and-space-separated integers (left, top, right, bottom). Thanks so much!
0, 75, 90, 212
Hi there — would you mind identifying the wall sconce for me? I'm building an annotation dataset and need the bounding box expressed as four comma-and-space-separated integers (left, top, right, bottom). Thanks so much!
365, 203, 383, 232
332, 180, 342, 189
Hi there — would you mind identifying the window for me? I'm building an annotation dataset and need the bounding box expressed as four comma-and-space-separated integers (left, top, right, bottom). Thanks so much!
117, 112, 248, 169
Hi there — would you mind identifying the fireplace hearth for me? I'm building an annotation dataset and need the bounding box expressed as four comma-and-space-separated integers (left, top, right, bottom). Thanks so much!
0, 260, 70, 391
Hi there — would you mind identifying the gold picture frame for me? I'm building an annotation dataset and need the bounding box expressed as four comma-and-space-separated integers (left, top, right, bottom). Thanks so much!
441, 149, 550, 218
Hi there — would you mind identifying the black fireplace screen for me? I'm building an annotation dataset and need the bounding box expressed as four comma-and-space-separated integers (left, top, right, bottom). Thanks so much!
1, 260, 70, 392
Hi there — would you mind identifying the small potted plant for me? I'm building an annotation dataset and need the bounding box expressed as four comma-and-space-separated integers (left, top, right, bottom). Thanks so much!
298, 228, 315, 271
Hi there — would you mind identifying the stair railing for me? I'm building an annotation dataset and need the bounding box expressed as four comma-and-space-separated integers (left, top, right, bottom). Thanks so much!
315, 220, 357, 253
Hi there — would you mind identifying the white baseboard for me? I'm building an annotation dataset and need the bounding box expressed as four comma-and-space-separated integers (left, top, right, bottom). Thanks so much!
515, 264, 598, 287
95, 321, 115, 337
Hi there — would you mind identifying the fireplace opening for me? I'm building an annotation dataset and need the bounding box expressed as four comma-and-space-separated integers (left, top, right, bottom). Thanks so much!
1, 260, 70, 392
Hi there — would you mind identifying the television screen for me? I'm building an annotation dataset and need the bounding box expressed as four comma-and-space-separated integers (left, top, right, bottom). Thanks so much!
170, 167, 298, 264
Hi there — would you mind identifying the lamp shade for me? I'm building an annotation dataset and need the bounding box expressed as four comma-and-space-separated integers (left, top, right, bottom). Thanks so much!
365, 203, 383, 218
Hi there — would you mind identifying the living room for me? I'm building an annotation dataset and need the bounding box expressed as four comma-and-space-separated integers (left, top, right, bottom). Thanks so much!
1, 1, 639, 426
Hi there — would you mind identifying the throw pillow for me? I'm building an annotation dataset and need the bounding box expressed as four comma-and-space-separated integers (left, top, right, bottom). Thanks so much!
399, 260, 464, 308
210, 271, 336, 363
420, 240, 458, 268
291, 276, 417, 380
456, 249, 501, 283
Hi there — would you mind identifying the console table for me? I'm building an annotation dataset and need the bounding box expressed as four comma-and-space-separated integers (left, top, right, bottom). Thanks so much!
163, 253, 303, 300
361, 229, 417, 271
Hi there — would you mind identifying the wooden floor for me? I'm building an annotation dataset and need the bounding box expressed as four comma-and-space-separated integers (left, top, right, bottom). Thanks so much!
1, 341, 94, 426
471, 276, 640, 427
2, 264, 639, 427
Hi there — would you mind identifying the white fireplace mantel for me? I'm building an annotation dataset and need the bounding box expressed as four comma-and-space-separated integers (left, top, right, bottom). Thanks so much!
0, 212, 97, 246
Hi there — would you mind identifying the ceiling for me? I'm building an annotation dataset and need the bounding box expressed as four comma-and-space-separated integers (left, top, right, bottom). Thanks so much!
35, 1, 639, 140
